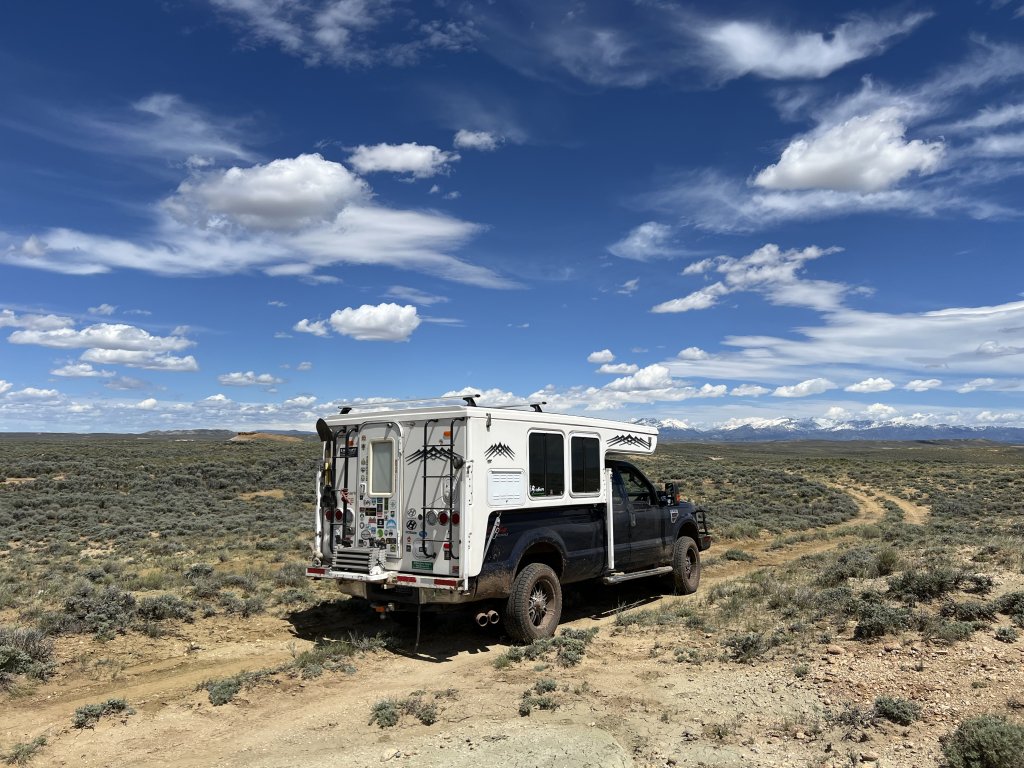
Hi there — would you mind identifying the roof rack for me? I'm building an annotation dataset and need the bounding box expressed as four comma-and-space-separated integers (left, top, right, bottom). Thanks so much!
492, 401, 547, 412
338, 394, 482, 414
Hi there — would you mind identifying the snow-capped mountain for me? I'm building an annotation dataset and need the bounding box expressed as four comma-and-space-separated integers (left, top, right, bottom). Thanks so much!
631, 417, 1024, 443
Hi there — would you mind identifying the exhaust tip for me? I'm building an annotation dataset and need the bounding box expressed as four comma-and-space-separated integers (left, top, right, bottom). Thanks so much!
487, 609, 500, 625
475, 611, 489, 627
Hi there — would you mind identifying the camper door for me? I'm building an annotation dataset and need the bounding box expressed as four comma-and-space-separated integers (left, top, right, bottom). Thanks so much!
354, 422, 404, 562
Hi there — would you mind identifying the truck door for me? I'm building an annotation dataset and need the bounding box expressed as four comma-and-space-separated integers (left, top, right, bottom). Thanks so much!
610, 462, 666, 568
353, 422, 404, 566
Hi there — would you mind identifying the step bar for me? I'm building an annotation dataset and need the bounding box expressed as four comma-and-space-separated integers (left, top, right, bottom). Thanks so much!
601, 565, 673, 584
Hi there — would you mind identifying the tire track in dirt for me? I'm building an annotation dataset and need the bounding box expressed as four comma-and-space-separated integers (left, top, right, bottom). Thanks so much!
3, 482, 907, 767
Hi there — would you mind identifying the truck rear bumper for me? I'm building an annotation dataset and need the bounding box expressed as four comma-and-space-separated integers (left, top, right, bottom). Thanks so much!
306, 566, 472, 604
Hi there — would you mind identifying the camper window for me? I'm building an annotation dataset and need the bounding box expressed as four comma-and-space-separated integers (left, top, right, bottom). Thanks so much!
528, 431, 564, 497
570, 435, 600, 495
369, 439, 395, 496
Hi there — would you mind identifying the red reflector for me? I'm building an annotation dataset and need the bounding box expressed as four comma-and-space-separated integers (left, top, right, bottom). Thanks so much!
334, 509, 344, 521
396, 575, 416, 583
433, 578, 457, 587
451, 512, 460, 525
306, 567, 326, 575
443, 542, 450, 549
438, 511, 449, 525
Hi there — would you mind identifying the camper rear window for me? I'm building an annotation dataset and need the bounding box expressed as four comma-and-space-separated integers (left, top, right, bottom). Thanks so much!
571, 436, 600, 494
369, 440, 394, 496
529, 432, 564, 497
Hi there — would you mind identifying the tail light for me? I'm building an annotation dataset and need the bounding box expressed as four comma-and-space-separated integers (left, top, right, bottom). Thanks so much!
438, 511, 449, 525
451, 512, 460, 525
334, 509, 344, 521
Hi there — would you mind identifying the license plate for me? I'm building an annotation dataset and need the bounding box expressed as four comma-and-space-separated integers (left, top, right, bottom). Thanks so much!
411, 560, 433, 571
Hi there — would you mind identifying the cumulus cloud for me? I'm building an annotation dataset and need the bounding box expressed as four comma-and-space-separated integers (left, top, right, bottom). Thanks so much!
329, 303, 421, 341
587, 349, 615, 364
136, 398, 158, 410
844, 377, 895, 393
698, 14, 930, 80
977, 410, 1021, 423
453, 129, 501, 151
89, 303, 117, 316
905, 378, 941, 392
824, 406, 852, 420
218, 371, 285, 387
0, 309, 75, 331
653, 243, 845, 313
347, 143, 458, 178
50, 363, 114, 378
754, 108, 944, 192
80, 349, 199, 371
0, 380, 12, 395
598, 363, 639, 375
608, 222, 682, 261
9, 323, 193, 352
677, 347, 710, 360
6, 387, 61, 401
957, 377, 996, 394
607, 364, 674, 392
865, 403, 897, 419
773, 377, 836, 398
293, 319, 329, 337
165, 153, 369, 230
731, 384, 771, 397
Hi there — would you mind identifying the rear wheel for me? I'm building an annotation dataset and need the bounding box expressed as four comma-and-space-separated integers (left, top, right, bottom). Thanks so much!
504, 563, 562, 642
672, 536, 701, 594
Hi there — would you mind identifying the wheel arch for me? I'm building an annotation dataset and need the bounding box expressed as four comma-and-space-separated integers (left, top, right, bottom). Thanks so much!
514, 536, 566, 579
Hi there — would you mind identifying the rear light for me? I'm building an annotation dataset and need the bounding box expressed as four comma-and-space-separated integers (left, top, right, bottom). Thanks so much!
451, 512, 460, 525
334, 509, 344, 521
438, 511, 449, 525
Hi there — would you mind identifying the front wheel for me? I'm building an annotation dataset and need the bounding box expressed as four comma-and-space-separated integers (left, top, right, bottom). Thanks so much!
672, 536, 701, 594
504, 563, 562, 642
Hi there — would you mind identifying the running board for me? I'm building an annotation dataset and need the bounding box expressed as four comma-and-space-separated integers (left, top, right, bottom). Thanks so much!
601, 565, 672, 584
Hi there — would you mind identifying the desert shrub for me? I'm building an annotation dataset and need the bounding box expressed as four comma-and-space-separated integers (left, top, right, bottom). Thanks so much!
941, 715, 1024, 768
72, 698, 134, 728
941, 599, 997, 623
993, 591, 1024, 619
853, 594, 916, 640
136, 594, 194, 623
197, 667, 281, 705
494, 628, 598, 669
723, 549, 754, 562
44, 583, 137, 638
888, 565, 965, 602
874, 696, 921, 726
2, 735, 46, 765
924, 617, 981, 645
218, 594, 264, 617
519, 680, 560, 716
0, 626, 54, 682
369, 694, 441, 728
272, 563, 307, 588
995, 626, 1018, 644
722, 631, 781, 663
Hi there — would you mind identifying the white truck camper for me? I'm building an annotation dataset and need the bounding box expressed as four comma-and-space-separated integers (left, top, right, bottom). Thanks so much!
306, 395, 711, 642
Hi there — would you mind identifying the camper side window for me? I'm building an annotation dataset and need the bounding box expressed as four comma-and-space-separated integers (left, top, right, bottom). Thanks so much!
570, 435, 600, 495
529, 432, 564, 497
369, 440, 394, 496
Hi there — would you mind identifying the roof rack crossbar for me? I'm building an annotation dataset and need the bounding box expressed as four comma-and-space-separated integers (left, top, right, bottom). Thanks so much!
336, 395, 482, 413
489, 401, 548, 412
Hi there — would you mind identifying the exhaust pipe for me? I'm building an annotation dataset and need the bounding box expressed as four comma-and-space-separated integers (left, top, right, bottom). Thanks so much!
475, 611, 489, 627
487, 609, 500, 625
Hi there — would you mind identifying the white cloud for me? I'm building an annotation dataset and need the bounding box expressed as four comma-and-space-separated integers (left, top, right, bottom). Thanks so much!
587, 349, 615, 364
677, 347, 710, 360
453, 129, 501, 151
284, 395, 317, 407
347, 143, 458, 178
80, 349, 199, 372
699, 14, 930, 80
293, 319, 329, 337
329, 303, 421, 341
844, 377, 895, 393
943, 102, 1024, 132
297, 361, 313, 371
9, 323, 193, 352
618, 278, 639, 295
89, 303, 117, 316
598, 363, 639, 375
608, 222, 681, 261
731, 384, 771, 397
607, 364, 674, 392
136, 398, 158, 410
269, 300, 287, 307
218, 371, 285, 387
970, 132, 1024, 158
957, 377, 996, 394
50, 363, 114, 378
0, 380, 11, 395
824, 406, 852, 420
773, 377, 836, 398
6, 387, 61, 401
166, 153, 369, 230
0, 309, 76, 331
905, 378, 942, 392
754, 108, 943, 192
5, 154, 510, 289
977, 410, 1021, 423
653, 244, 845, 313
385, 285, 449, 306
865, 403, 897, 419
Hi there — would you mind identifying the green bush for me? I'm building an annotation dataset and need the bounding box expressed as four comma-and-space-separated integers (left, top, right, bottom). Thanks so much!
874, 696, 920, 726
136, 594, 194, 622
2, 735, 46, 766
889, 565, 965, 602
995, 626, 1018, 644
942, 715, 1024, 768
73, 698, 134, 729
853, 599, 915, 640
46, 583, 137, 638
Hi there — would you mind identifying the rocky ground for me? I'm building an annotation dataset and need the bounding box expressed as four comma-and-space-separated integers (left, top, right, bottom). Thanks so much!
2, 483, 1021, 768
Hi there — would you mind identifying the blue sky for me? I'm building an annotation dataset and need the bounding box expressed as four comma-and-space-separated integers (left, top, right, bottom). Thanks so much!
1, 0, 1023, 432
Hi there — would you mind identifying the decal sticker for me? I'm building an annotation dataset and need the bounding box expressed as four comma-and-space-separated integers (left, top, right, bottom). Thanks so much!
608, 434, 653, 449
484, 442, 515, 460
338, 446, 358, 458
407, 446, 464, 464
406, 519, 418, 530
411, 560, 433, 571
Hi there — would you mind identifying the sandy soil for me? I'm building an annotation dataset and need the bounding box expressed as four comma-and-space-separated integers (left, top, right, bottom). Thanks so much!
3, 484, 1018, 768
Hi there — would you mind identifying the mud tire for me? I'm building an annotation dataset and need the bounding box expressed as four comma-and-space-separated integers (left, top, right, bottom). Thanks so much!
504, 563, 562, 642
672, 536, 701, 594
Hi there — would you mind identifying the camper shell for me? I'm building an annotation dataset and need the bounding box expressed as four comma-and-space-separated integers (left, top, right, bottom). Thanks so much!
306, 398, 710, 640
